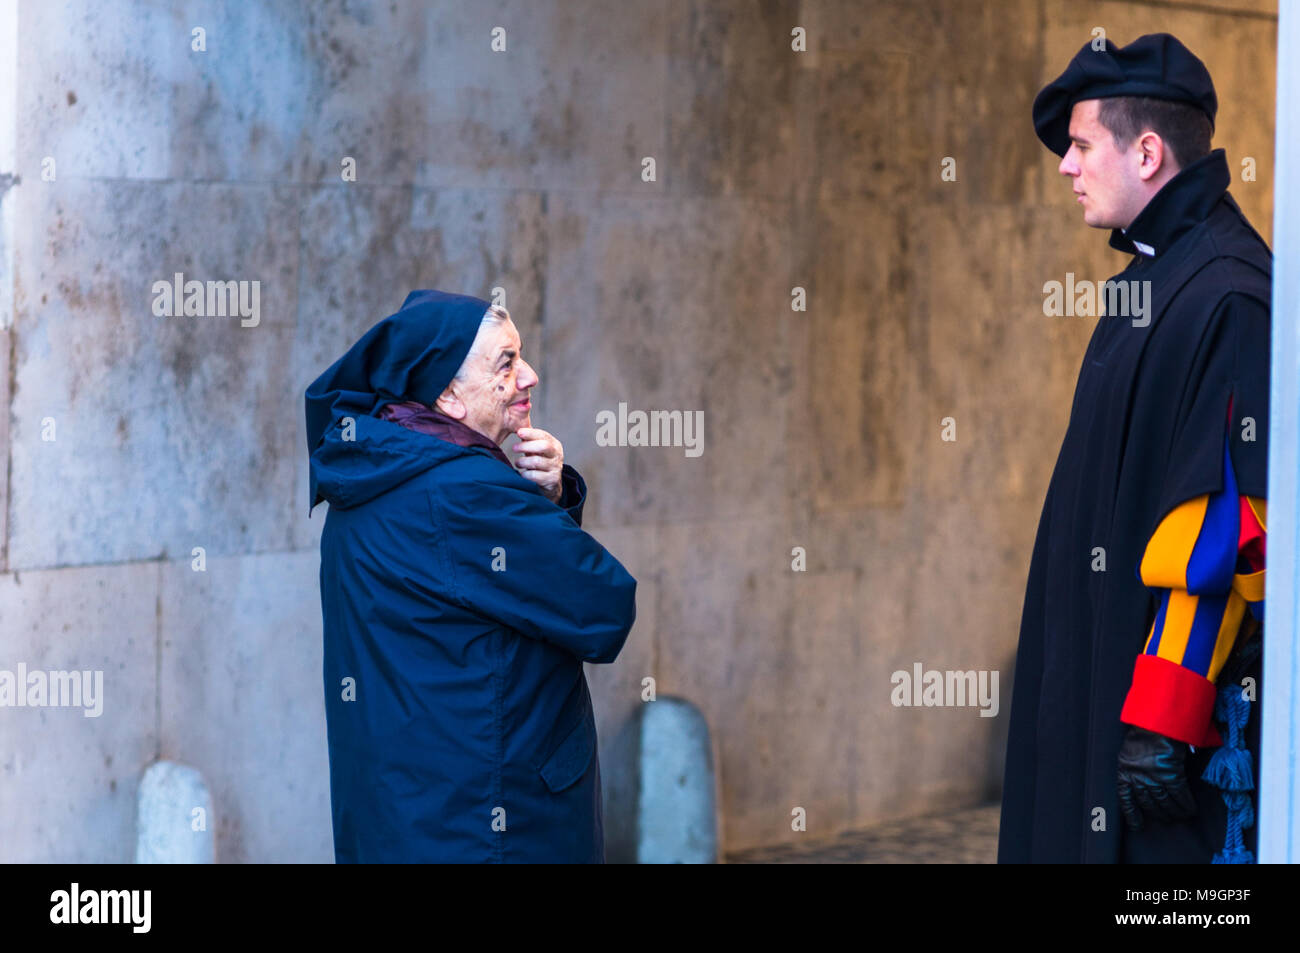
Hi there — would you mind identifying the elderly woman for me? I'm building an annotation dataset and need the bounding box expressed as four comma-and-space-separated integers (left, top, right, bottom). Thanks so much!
305, 289, 637, 863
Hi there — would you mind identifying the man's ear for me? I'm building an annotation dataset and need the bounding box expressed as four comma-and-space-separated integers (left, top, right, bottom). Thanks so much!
435, 386, 467, 420
1136, 131, 1168, 182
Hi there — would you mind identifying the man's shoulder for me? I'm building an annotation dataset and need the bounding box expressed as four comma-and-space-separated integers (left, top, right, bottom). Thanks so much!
1201, 195, 1272, 271
1165, 199, 1271, 314
1186, 245, 1271, 314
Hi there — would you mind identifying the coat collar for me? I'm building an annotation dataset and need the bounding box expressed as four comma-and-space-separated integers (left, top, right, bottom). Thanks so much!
377, 400, 514, 469
1109, 148, 1230, 259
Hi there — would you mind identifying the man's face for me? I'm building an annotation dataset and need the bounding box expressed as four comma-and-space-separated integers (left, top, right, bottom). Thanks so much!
1058, 99, 1146, 230
440, 317, 538, 444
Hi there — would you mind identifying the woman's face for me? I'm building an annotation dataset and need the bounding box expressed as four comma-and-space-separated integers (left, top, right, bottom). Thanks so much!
437, 317, 539, 444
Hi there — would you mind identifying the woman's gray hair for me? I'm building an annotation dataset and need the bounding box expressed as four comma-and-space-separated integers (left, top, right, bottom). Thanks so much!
451, 304, 511, 383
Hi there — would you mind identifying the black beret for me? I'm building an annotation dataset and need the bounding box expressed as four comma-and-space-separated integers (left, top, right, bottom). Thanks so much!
1033, 33, 1217, 156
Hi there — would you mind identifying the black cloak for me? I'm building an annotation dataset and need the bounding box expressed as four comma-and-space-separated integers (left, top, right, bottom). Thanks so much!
998, 150, 1271, 863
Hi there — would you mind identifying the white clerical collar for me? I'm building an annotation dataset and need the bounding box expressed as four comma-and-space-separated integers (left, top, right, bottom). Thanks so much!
1120, 227, 1156, 257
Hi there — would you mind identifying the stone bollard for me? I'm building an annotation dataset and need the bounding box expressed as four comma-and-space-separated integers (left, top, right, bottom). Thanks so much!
135, 760, 215, 864
637, 696, 720, 863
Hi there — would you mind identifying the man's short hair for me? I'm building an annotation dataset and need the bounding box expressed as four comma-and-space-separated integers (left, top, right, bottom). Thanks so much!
1096, 96, 1212, 171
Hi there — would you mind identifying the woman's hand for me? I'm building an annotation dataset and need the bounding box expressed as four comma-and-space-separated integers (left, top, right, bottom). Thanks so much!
513, 427, 564, 502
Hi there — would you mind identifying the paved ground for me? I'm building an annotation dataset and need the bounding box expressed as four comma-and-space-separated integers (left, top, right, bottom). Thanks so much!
725, 802, 1001, 864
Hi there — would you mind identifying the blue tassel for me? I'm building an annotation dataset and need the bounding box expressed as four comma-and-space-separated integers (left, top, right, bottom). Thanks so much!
1229, 793, 1255, 831
1213, 846, 1253, 865
1202, 747, 1252, 791
1202, 682, 1255, 864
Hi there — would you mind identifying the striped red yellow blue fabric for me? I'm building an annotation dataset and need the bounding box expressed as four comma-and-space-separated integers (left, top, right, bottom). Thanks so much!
1119, 432, 1266, 747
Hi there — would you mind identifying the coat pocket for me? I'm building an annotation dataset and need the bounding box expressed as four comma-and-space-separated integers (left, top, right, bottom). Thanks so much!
538, 711, 596, 793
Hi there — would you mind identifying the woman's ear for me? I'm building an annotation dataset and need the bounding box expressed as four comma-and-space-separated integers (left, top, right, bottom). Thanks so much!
435, 386, 466, 420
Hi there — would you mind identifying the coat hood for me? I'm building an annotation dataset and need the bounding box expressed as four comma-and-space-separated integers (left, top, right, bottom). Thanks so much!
304, 289, 491, 511
308, 412, 479, 511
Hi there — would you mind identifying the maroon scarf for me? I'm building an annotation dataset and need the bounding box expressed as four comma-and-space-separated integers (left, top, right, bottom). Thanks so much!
377, 400, 513, 470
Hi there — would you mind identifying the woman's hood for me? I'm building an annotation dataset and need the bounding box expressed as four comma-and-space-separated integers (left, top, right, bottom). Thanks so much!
308, 412, 474, 511
304, 289, 490, 511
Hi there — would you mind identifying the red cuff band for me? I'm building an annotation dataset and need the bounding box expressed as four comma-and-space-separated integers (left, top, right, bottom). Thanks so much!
1120, 654, 1222, 747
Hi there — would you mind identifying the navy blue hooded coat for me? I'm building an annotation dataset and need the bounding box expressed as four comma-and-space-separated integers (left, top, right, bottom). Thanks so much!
305, 290, 637, 863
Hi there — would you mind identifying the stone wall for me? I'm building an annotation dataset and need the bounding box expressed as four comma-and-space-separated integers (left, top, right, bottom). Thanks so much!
0, 0, 1277, 861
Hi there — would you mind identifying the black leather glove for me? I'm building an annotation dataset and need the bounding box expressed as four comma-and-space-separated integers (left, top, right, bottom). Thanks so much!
1117, 725, 1197, 831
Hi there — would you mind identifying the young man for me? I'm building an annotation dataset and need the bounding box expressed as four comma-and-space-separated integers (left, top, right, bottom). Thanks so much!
999, 34, 1271, 863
